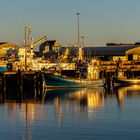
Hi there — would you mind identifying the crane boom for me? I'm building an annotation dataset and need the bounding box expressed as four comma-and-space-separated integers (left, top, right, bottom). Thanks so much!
33, 36, 47, 47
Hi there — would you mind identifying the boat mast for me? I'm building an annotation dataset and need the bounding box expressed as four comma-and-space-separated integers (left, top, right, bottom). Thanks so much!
21, 25, 32, 71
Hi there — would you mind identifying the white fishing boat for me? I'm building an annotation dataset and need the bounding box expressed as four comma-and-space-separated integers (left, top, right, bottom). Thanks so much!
114, 70, 140, 85
114, 77, 140, 85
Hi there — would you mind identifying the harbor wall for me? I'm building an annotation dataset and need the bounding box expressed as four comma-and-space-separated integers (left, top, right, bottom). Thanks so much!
0, 71, 45, 102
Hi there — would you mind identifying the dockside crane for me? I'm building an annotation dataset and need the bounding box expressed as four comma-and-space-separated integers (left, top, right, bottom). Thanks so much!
30, 36, 47, 58
32, 36, 47, 48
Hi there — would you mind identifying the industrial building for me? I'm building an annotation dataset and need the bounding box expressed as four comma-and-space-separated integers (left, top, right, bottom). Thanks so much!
38, 42, 140, 61
0, 42, 19, 60
0, 41, 140, 62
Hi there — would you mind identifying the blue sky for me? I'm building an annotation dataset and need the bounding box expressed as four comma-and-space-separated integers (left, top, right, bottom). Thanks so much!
1, 0, 140, 46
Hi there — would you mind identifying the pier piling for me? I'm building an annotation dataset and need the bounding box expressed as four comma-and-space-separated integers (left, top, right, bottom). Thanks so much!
0, 71, 45, 101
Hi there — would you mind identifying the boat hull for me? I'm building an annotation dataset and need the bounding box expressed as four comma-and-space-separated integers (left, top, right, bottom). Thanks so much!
44, 74, 105, 89
114, 77, 140, 85
0, 66, 7, 71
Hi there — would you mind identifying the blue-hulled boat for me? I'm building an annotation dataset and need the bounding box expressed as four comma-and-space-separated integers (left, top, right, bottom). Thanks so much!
0, 66, 7, 71
0, 61, 8, 71
44, 73, 105, 89
44, 59, 105, 89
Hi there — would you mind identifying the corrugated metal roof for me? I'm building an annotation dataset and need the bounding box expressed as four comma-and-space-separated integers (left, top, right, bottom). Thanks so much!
83, 46, 138, 56
43, 45, 139, 57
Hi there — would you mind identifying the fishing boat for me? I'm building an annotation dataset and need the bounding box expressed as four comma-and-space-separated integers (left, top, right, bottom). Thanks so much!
0, 61, 8, 71
44, 73, 104, 89
113, 70, 140, 85
114, 77, 140, 85
44, 58, 105, 89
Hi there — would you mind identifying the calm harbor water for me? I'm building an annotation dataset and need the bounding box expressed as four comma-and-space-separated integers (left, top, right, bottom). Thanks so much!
0, 86, 140, 140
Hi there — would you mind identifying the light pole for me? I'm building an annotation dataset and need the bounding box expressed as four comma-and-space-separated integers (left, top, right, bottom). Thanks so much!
76, 12, 80, 48
81, 36, 84, 48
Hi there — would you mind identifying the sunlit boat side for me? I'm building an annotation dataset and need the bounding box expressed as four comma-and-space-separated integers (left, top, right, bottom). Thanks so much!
114, 69, 140, 85
44, 58, 105, 89
44, 74, 105, 89
114, 77, 140, 85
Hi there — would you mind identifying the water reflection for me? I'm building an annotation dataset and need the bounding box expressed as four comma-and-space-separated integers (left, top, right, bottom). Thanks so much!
1, 86, 140, 139
45, 87, 105, 126
4, 102, 47, 140
115, 85, 140, 108
45, 88, 105, 108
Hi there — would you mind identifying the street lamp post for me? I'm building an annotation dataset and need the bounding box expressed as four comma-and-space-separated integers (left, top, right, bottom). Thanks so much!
81, 36, 84, 48
76, 12, 80, 48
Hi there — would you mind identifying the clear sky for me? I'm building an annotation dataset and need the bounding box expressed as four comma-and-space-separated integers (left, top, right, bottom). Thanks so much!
1, 0, 140, 46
